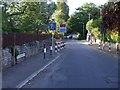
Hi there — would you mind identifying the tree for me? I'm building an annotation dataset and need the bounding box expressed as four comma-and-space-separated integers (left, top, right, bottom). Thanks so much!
52, 0, 69, 32
67, 2, 100, 38
102, 1, 120, 42
2, 1, 57, 33
2, 2, 27, 33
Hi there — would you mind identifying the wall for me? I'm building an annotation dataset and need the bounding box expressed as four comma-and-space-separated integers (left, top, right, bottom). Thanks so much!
2, 39, 51, 69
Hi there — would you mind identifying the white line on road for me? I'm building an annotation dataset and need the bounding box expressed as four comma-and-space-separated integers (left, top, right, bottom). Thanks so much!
16, 54, 62, 88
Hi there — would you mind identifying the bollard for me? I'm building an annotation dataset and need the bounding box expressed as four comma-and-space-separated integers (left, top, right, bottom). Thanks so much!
90, 40, 92, 45
102, 43, 105, 50
43, 44, 46, 59
98, 42, 101, 50
64, 42, 66, 47
63, 42, 65, 47
116, 43, 119, 54
58, 43, 60, 51
108, 42, 111, 52
56, 42, 59, 52
55, 44, 58, 53
50, 45, 52, 55
61, 42, 63, 49
59, 42, 62, 50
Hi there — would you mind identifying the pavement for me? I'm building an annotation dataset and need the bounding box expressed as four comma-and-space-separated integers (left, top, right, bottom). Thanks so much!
80, 40, 119, 59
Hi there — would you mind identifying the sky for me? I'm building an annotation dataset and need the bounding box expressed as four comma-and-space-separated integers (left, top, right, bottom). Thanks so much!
53, 0, 108, 15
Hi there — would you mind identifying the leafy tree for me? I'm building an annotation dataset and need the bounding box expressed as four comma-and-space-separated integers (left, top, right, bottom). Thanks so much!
52, 0, 69, 32
2, 2, 27, 33
102, 1, 120, 42
2, 1, 57, 33
67, 2, 100, 38
86, 18, 102, 39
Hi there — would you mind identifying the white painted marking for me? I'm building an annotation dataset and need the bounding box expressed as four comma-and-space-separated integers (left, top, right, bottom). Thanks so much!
16, 54, 62, 88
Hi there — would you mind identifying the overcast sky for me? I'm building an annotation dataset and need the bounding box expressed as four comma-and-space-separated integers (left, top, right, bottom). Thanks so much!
53, 0, 108, 15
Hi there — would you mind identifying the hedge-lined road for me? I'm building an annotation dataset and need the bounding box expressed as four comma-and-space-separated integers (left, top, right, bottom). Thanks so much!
23, 40, 118, 88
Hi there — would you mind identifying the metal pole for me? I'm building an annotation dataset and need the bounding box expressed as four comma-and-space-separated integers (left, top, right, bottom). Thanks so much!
13, 33, 16, 65
52, 31, 54, 54
63, 33, 64, 40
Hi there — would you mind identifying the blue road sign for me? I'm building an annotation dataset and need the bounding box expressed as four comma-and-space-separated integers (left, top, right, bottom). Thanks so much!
59, 24, 66, 33
60, 28, 66, 33
50, 22, 56, 30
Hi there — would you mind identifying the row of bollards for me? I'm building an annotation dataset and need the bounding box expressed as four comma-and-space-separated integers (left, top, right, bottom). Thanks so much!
98, 42, 119, 54
55, 41, 66, 53
43, 41, 66, 59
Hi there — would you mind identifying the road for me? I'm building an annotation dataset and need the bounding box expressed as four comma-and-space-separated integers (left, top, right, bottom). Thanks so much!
23, 40, 118, 88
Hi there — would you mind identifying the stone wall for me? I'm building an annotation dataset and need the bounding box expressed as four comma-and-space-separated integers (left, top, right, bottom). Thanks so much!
2, 39, 51, 69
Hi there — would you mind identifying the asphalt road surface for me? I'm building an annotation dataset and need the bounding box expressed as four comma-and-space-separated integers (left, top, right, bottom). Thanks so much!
22, 40, 118, 88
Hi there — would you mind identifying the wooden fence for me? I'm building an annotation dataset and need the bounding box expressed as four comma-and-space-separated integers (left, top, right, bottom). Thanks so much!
2, 33, 51, 47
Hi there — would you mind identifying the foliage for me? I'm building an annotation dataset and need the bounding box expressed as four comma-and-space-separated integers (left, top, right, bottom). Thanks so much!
52, 0, 69, 32
77, 33, 83, 40
86, 18, 101, 39
101, 1, 120, 43
2, 1, 57, 33
102, 2, 120, 32
67, 2, 100, 38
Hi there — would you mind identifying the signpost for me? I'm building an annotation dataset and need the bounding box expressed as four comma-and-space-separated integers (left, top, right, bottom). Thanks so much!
50, 22, 56, 30
59, 24, 66, 33
50, 19, 56, 54
59, 24, 66, 39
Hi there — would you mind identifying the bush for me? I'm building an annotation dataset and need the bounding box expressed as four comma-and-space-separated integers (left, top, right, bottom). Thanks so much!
106, 31, 120, 43
91, 27, 100, 39
77, 33, 84, 40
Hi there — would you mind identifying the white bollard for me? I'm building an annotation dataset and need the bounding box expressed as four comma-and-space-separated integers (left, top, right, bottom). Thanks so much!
98, 42, 101, 49
50, 45, 52, 55
43, 44, 46, 59
109, 43, 111, 52
55, 45, 57, 53
116, 43, 119, 54
102, 43, 105, 50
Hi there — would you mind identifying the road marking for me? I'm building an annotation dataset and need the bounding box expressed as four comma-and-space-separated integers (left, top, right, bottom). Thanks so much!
16, 54, 62, 88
